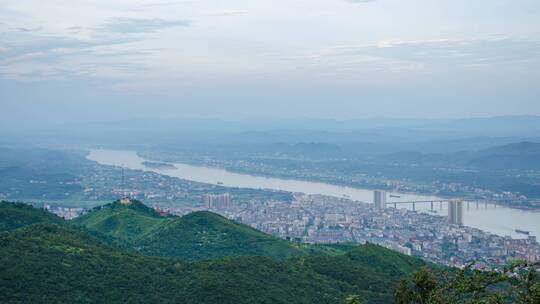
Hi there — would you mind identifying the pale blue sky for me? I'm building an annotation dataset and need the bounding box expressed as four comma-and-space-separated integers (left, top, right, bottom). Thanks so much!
1, 0, 539, 123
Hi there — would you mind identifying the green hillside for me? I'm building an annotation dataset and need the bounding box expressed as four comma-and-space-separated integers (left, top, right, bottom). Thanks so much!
0, 201, 63, 232
0, 201, 436, 303
0, 219, 427, 303
2, 223, 342, 304
136, 211, 306, 260
75, 200, 311, 260
72, 200, 166, 241
303, 243, 426, 303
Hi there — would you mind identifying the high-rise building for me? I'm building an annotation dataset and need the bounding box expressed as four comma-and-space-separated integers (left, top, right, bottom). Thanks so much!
448, 200, 464, 226
204, 193, 232, 209
373, 190, 387, 210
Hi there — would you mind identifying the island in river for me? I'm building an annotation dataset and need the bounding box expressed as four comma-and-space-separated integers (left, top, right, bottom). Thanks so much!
142, 161, 177, 170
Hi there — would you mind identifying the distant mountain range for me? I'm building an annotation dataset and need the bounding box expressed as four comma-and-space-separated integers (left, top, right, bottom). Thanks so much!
3, 115, 540, 149
466, 142, 540, 170
0, 200, 427, 303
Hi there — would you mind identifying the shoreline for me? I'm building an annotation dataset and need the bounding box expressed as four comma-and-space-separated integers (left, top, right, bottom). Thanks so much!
136, 152, 540, 213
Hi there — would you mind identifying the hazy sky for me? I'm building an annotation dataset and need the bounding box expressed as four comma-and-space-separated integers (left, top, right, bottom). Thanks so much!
1, 0, 540, 123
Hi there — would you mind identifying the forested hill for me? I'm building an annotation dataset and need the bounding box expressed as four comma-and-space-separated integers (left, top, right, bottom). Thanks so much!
73, 199, 309, 260
466, 141, 540, 170
0, 200, 428, 303
0, 201, 64, 232
3, 201, 535, 303
72, 200, 167, 241
133, 210, 307, 260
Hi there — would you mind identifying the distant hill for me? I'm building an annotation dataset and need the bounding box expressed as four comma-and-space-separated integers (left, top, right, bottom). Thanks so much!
135, 210, 305, 260
75, 200, 306, 260
266, 142, 343, 159
72, 200, 166, 241
467, 142, 540, 170
0, 201, 429, 304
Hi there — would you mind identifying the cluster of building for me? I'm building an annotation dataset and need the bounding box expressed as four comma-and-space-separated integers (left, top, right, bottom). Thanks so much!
33, 160, 539, 271
44, 204, 85, 220
204, 193, 232, 209
81, 166, 205, 204
79, 164, 288, 207
189, 191, 539, 271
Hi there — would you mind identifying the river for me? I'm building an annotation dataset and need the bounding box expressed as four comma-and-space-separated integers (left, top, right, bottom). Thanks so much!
87, 149, 540, 239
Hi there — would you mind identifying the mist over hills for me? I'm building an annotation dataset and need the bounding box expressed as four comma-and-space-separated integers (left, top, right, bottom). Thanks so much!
376, 142, 540, 171
2, 116, 540, 152
3, 115, 540, 202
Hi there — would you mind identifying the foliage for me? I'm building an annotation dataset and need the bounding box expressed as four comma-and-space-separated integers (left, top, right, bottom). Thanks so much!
394, 262, 540, 304
134, 210, 307, 260
0, 201, 429, 303
74, 200, 352, 260
0, 201, 63, 232
345, 295, 362, 304
0, 223, 426, 304
72, 200, 166, 241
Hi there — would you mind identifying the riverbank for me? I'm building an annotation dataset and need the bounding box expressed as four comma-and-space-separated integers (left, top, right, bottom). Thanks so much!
87, 149, 540, 238
137, 151, 540, 212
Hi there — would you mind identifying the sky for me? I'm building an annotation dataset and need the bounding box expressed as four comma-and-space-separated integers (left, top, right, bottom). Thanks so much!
1, 0, 540, 124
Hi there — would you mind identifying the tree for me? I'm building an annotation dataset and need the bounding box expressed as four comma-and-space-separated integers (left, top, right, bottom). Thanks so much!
516, 267, 540, 304
345, 294, 362, 304
394, 262, 540, 304
412, 268, 438, 304
395, 278, 411, 304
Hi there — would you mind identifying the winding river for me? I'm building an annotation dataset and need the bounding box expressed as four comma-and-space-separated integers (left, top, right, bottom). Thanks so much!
87, 149, 540, 239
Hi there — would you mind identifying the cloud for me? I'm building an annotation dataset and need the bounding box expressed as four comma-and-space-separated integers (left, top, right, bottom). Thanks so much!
0, 33, 147, 80
210, 10, 248, 17
0, 46, 149, 81
348, 0, 376, 3
0, 16, 191, 80
308, 37, 540, 73
15, 27, 41, 33
98, 18, 191, 34
0, 35, 133, 59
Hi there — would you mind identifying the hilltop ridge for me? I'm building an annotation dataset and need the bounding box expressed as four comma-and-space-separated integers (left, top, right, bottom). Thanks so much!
0, 201, 63, 232
136, 210, 306, 260
74, 200, 307, 260
73, 199, 167, 242
0, 201, 429, 303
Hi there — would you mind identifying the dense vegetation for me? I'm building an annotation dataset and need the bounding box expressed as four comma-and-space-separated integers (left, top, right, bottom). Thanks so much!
134, 210, 307, 260
73, 200, 166, 241
0, 201, 429, 303
74, 200, 310, 260
1, 201, 538, 303
0, 201, 64, 231
394, 263, 540, 304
